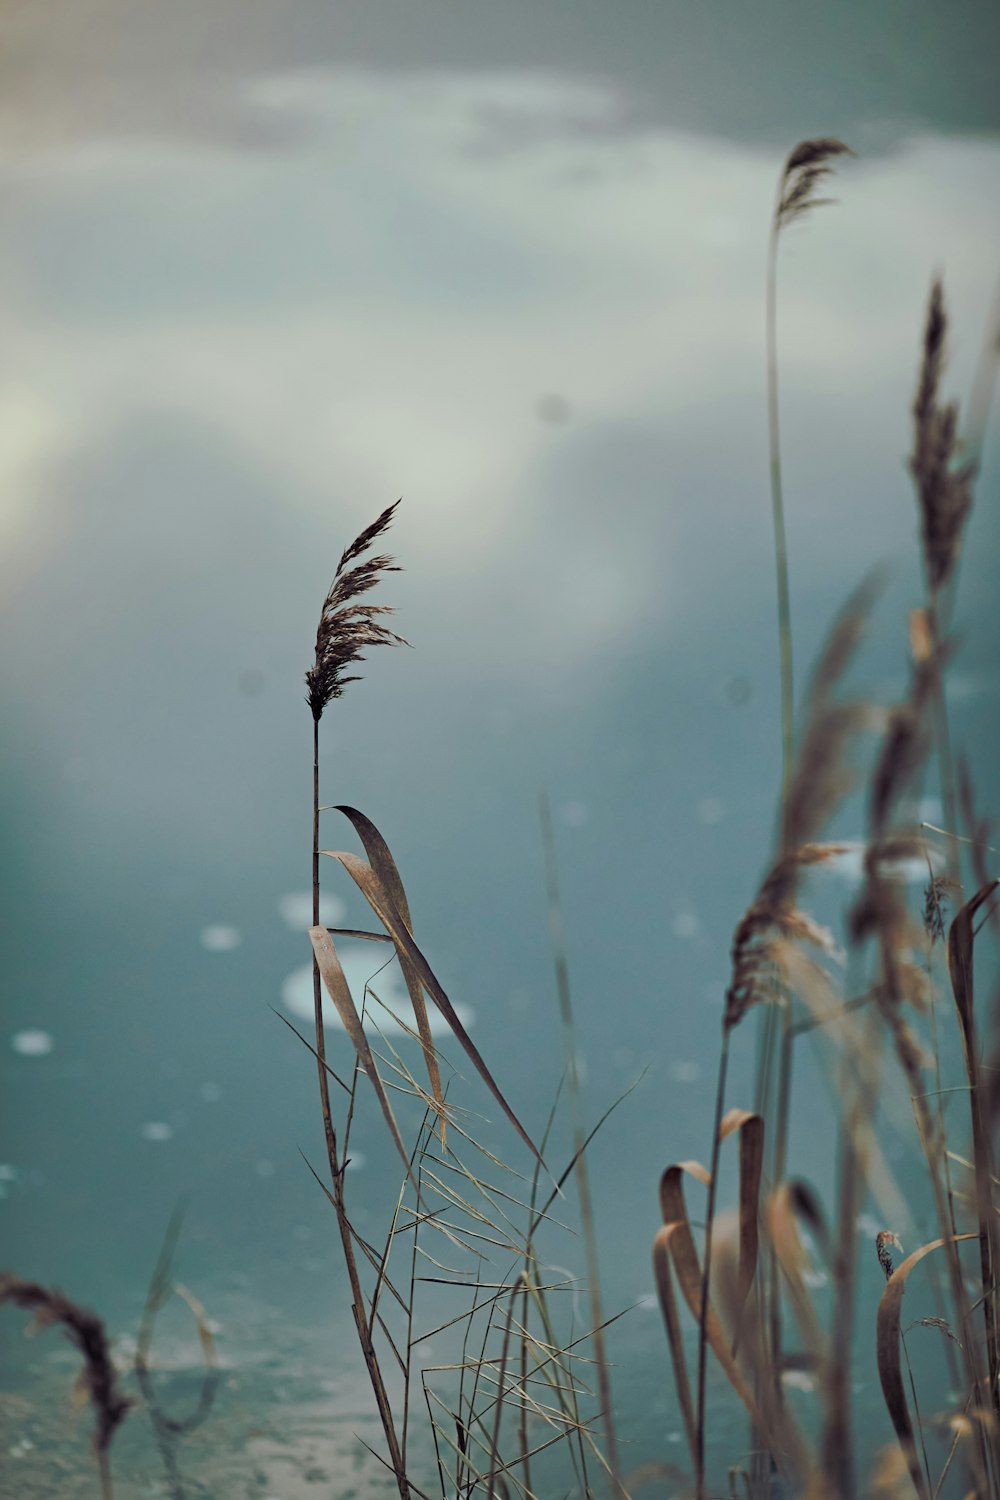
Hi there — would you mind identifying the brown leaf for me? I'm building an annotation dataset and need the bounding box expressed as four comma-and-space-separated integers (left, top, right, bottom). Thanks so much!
876, 1233, 976, 1499
309, 926, 413, 1180
324, 851, 541, 1163
333, 806, 446, 1143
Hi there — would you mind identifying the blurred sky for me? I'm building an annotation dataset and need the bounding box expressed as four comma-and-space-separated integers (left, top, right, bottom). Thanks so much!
1, 0, 999, 1468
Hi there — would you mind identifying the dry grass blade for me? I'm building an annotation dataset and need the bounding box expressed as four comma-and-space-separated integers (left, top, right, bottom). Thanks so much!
651, 1223, 698, 1465
325, 849, 542, 1162
767, 1181, 827, 1357
485, 1279, 522, 1500
271, 1006, 352, 1093
720, 1110, 764, 1350
334, 805, 446, 1143
657, 1164, 758, 1419
305, 500, 408, 722
310, 925, 414, 1180
947, 879, 1000, 1073
946, 879, 1000, 1411
876, 1234, 977, 1499
538, 789, 622, 1495
0, 1272, 132, 1499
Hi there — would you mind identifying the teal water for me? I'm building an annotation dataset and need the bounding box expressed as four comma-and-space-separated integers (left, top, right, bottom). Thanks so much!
2, 5, 999, 1495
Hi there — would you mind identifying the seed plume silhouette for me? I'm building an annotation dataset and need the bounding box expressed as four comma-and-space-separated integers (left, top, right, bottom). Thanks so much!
775, 138, 854, 231
306, 499, 408, 721
910, 279, 975, 590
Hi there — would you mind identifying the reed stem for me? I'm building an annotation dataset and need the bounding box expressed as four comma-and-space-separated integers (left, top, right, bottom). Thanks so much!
766, 216, 794, 853
696, 1025, 732, 1500
311, 717, 410, 1500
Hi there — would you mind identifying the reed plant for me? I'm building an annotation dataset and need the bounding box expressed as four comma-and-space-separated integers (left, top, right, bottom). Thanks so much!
2, 137, 997, 1500
651, 150, 999, 1500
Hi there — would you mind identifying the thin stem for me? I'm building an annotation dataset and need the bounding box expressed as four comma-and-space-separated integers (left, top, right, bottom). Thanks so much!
924, 594, 961, 887
823, 1005, 881, 1500
900, 1329, 934, 1500
98, 1447, 114, 1500
766, 217, 794, 854
539, 793, 622, 1496
763, 207, 795, 1460
312, 716, 410, 1500
696, 1026, 731, 1500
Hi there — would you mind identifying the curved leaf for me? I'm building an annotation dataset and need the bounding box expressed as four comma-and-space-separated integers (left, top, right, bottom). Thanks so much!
324, 850, 541, 1163
309, 926, 413, 1181
767, 1181, 827, 1358
652, 1223, 697, 1464
947, 879, 998, 1071
334, 806, 445, 1141
876, 1232, 976, 1499
658, 1164, 757, 1417
720, 1109, 764, 1334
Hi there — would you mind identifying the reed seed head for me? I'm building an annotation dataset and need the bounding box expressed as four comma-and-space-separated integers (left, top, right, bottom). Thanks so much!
910, 279, 975, 591
875, 1230, 903, 1281
775, 138, 853, 233
923, 874, 956, 944
306, 500, 408, 722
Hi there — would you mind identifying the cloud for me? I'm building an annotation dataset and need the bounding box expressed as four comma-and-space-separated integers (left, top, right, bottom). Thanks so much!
2, 71, 997, 684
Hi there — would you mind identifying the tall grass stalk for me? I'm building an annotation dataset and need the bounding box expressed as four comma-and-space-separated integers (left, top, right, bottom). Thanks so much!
539, 791, 623, 1496
306, 501, 410, 1498
758, 137, 854, 1433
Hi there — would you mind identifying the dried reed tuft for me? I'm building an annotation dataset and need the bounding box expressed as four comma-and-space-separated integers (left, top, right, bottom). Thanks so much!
876, 1231, 904, 1282
305, 499, 408, 722
910, 281, 975, 593
0, 1272, 132, 1499
726, 577, 879, 1031
765, 136, 854, 855
775, 138, 854, 232
922, 874, 957, 945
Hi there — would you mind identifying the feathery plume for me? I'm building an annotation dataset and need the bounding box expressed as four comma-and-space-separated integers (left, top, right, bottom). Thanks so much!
305, 500, 408, 722
923, 874, 956, 945
725, 580, 879, 1030
0, 1273, 132, 1459
775, 138, 854, 233
910, 280, 975, 591
876, 1230, 903, 1282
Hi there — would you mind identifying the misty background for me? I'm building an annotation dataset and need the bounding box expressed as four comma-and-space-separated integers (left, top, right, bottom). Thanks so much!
2, 1, 999, 1487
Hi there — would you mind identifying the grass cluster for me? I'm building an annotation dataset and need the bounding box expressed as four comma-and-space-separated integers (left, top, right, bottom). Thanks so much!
2, 137, 998, 1500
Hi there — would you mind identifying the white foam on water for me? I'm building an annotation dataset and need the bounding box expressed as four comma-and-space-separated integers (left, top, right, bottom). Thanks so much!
277, 891, 346, 931
696, 796, 725, 825
826, 843, 943, 884
11, 1030, 54, 1057
671, 911, 700, 940
201, 925, 242, 952
140, 1121, 174, 1142
281, 947, 475, 1037
667, 1060, 702, 1084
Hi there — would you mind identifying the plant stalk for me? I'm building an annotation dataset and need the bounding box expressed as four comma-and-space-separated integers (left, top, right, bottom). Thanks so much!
312, 717, 410, 1500
696, 1025, 732, 1500
766, 216, 795, 853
